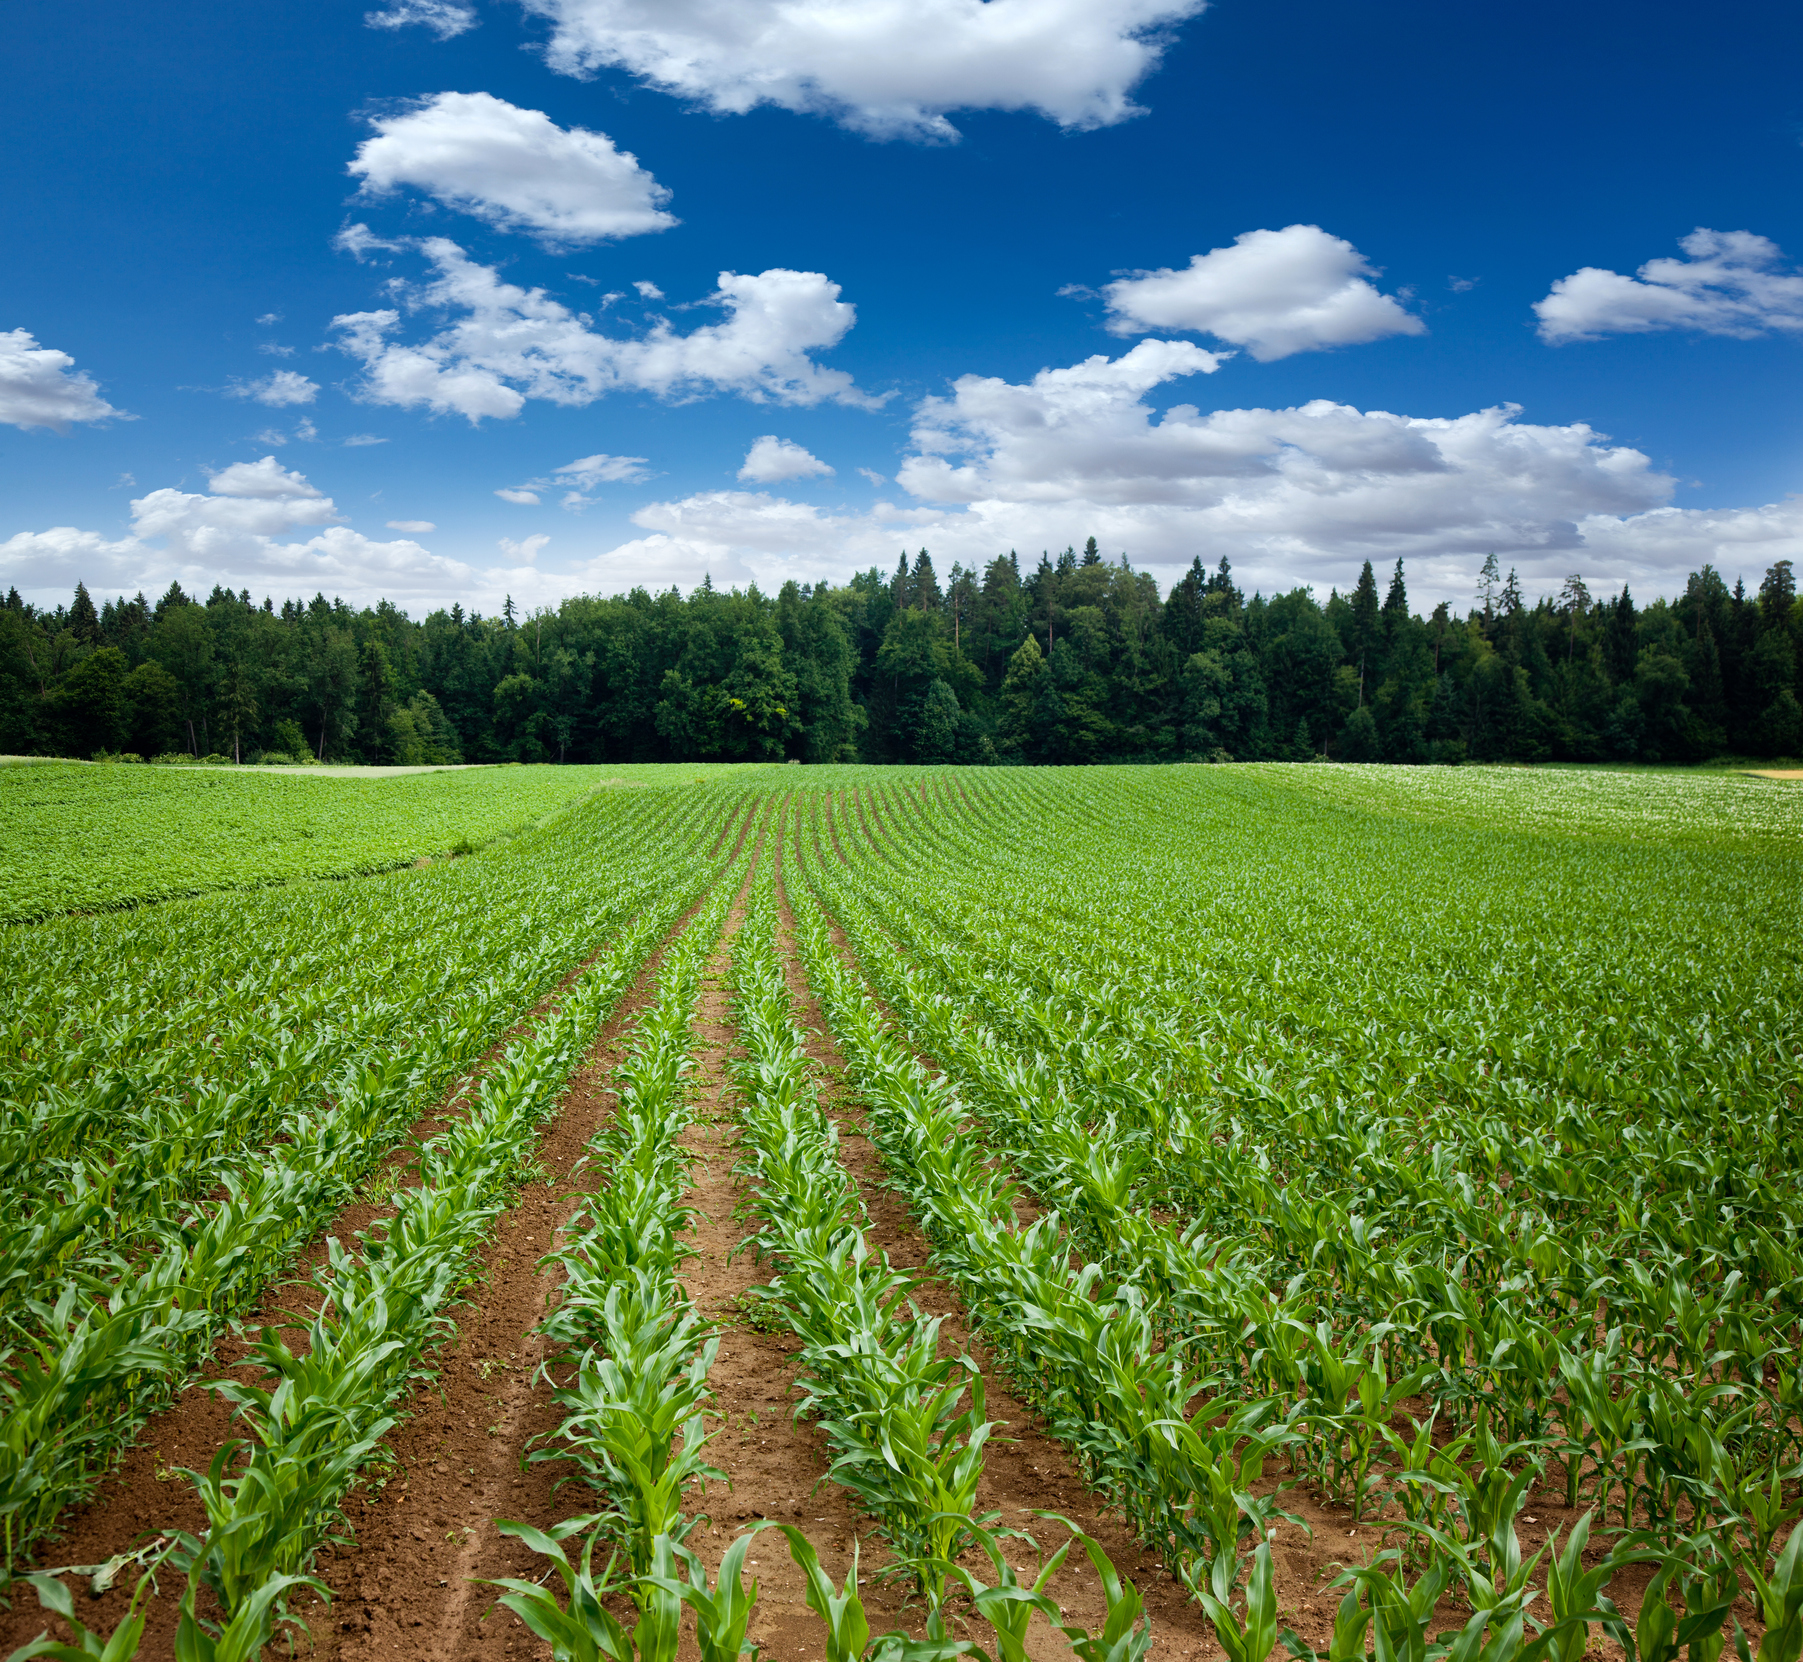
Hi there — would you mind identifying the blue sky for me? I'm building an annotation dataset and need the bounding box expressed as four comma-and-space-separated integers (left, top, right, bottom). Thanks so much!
3, 0, 1800, 613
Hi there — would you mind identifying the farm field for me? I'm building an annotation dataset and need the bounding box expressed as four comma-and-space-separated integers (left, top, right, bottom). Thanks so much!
0, 762, 655, 922
1, 763, 1800, 1662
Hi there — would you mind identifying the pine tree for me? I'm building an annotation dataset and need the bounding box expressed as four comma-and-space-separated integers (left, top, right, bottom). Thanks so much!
1348, 560, 1380, 704
68, 583, 99, 642
1081, 536, 1101, 566
1558, 575, 1592, 660
1607, 588, 1638, 684
1477, 553, 1500, 626
912, 549, 942, 610
1382, 559, 1407, 619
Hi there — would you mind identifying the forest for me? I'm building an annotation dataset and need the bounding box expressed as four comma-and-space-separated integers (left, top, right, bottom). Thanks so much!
3, 541, 1800, 766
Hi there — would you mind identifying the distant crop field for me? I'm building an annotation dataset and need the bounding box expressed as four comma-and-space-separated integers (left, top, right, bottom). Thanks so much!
2, 763, 1801, 1662
0, 761, 621, 921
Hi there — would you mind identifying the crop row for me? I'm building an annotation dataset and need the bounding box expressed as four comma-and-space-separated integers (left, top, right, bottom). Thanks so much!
0, 786, 748, 1575
783, 778, 1803, 1662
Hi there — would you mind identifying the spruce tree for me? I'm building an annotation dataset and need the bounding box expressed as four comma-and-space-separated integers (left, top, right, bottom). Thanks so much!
1348, 560, 1380, 704
68, 583, 99, 643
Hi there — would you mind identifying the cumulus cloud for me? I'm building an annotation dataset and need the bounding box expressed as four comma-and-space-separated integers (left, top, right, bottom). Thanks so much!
349, 92, 676, 248
521, 0, 1207, 140
499, 533, 551, 562
738, 435, 833, 483
343, 433, 389, 446
553, 342, 1800, 605
634, 280, 664, 300
387, 519, 437, 532
2, 459, 479, 609
1534, 228, 1803, 344
495, 487, 541, 504
229, 369, 319, 407
204, 456, 329, 500
1100, 225, 1425, 361
0, 330, 128, 430
898, 339, 1229, 503
330, 239, 877, 421
365, 0, 478, 38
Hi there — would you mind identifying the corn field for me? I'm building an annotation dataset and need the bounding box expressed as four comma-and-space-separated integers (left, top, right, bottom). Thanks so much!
2, 763, 1800, 1662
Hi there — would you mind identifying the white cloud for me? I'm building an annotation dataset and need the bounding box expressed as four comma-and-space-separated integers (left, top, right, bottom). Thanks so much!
739, 434, 834, 483
858, 467, 887, 486
387, 519, 437, 532
554, 452, 651, 489
204, 456, 329, 500
635, 280, 664, 300
256, 313, 283, 325
252, 427, 291, 447
550, 343, 1796, 605
349, 92, 676, 249
0, 330, 127, 430
343, 433, 390, 446
365, 0, 478, 39
898, 339, 1229, 503
500, 452, 651, 512
2, 460, 478, 609
330, 239, 877, 421
499, 534, 551, 562
258, 342, 297, 357
295, 418, 318, 441
334, 222, 407, 263
1534, 228, 1803, 344
522, 0, 1207, 140
229, 369, 319, 407
1100, 226, 1425, 361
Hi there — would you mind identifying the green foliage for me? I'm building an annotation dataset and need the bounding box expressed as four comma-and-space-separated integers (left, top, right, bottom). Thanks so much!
0, 760, 616, 919
12, 543, 1799, 768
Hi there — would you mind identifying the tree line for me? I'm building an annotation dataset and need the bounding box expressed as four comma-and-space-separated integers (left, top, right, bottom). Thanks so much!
4, 541, 1800, 766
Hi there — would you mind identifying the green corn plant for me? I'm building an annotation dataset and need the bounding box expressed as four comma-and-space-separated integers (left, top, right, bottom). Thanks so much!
1538, 1509, 1650, 1662
811, 1344, 1002, 1608
1381, 1412, 1471, 1552
483, 1516, 667, 1662
170, 1568, 325, 1662
1626, 1549, 1742, 1662
1188, 1539, 1278, 1662
1318, 1549, 1455, 1662
1734, 1523, 1803, 1662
